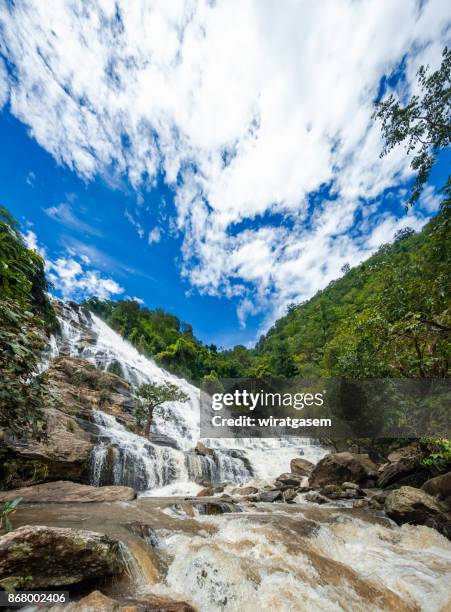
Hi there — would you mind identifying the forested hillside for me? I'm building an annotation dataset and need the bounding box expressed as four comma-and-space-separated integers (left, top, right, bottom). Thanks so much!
85, 192, 450, 384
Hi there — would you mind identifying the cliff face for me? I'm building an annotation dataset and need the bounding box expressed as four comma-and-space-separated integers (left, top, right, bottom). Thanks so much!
0, 356, 137, 490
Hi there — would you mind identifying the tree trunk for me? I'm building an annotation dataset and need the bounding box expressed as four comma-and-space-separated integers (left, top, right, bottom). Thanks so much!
144, 406, 154, 438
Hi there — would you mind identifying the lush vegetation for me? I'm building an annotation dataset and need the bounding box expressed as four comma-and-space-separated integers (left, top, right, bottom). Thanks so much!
0, 209, 56, 439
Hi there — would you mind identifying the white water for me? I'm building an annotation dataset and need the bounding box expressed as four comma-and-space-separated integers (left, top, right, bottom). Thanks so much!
148, 512, 451, 612
51, 300, 326, 494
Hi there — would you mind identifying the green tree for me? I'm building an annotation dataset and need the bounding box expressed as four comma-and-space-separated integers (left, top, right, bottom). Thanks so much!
135, 381, 189, 438
0, 299, 53, 439
374, 46, 450, 206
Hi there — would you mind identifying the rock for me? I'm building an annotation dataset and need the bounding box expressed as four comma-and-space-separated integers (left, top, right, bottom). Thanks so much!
196, 487, 214, 497
195, 441, 214, 456
0, 526, 124, 588
309, 452, 378, 488
283, 488, 298, 503
342, 482, 360, 490
290, 457, 315, 476
275, 473, 304, 487
385, 486, 451, 539
305, 492, 329, 504
49, 590, 196, 611
192, 501, 241, 514
320, 484, 343, 499
0, 481, 136, 503
231, 485, 259, 496
353, 499, 370, 509
259, 490, 283, 503
422, 471, 451, 505
377, 444, 429, 489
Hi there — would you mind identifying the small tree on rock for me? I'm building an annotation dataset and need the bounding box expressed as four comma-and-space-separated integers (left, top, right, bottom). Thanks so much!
134, 381, 189, 438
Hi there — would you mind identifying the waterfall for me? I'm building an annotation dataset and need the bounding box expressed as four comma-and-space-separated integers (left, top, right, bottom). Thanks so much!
51, 299, 326, 494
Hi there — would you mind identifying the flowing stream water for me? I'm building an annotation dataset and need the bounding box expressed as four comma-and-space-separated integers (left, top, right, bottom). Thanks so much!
37, 300, 451, 611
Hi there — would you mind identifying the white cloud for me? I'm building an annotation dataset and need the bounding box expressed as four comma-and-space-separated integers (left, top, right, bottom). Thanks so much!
148, 227, 161, 244
125, 209, 144, 239
2, 0, 449, 329
45, 202, 102, 236
419, 185, 442, 213
24, 229, 124, 301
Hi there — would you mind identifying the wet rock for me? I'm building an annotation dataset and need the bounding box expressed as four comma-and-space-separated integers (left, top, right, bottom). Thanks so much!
385, 486, 451, 539
0, 481, 136, 503
231, 485, 259, 496
319, 484, 363, 500
196, 486, 214, 497
275, 473, 304, 487
148, 433, 180, 450
259, 490, 283, 503
290, 457, 315, 476
309, 452, 378, 488
377, 444, 429, 489
192, 501, 242, 514
305, 492, 329, 504
0, 526, 124, 588
49, 590, 196, 611
195, 442, 214, 456
283, 488, 298, 503
422, 471, 451, 506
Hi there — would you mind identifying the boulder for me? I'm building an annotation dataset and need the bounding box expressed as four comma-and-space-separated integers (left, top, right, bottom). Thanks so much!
290, 457, 315, 476
259, 490, 283, 503
231, 485, 259, 496
195, 442, 214, 456
385, 486, 451, 539
0, 526, 124, 588
305, 492, 329, 504
274, 473, 304, 487
422, 471, 451, 505
49, 590, 195, 611
309, 452, 378, 488
377, 444, 430, 489
282, 488, 298, 503
196, 487, 214, 497
0, 481, 136, 503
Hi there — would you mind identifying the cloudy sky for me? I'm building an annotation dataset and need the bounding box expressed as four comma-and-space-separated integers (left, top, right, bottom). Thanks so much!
0, 0, 449, 346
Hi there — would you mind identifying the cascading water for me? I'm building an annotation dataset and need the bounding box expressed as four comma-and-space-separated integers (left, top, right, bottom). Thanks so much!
49, 300, 326, 494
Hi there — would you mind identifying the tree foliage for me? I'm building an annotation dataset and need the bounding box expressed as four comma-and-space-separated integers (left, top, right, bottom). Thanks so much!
0, 211, 56, 439
374, 46, 450, 206
134, 381, 189, 438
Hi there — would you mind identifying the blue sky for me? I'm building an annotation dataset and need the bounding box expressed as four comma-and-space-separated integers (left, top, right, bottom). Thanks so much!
0, 1, 449, 347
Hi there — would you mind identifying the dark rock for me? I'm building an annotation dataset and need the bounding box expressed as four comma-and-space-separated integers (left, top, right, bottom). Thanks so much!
377, 444, 430, 489
290, 457, 315, 476
309, 452, 378, 488
385, 486, 451, 539
422, 471, 451, 506
259, 490, 283, 503
275, 473, 304, 487
148, 433, 180, 449
0, 526, 124, 588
